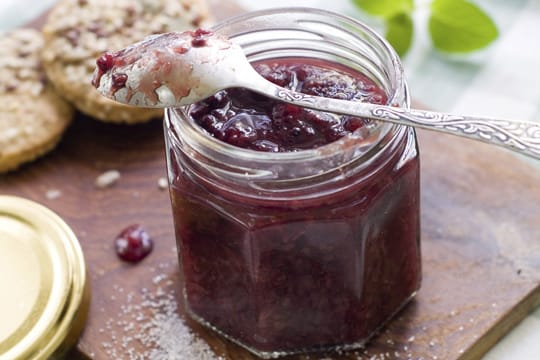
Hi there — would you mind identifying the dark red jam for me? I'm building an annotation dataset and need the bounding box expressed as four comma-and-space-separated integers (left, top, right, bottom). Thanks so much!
92, 52, 114, 87
114, 224, 153, 263
190, 28, 213, 47
96, 52, 114, 72
168, 58, 421, 355
111, 73, 128, 92
189, 60, 387, 152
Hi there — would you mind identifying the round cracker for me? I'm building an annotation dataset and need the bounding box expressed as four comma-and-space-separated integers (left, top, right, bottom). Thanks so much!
0, 29, 74, 173
41, 0, 212, 124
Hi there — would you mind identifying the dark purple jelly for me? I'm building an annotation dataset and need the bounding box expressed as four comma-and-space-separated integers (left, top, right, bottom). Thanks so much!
189, 60, 387, 152
167, 58, 421, 356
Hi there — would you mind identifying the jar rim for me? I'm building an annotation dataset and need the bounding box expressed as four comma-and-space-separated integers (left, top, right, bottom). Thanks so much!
167, 7, 409, 169
213, 7, 406, 107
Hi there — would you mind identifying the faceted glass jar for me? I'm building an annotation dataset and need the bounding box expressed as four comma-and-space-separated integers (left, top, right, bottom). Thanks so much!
164, 8, 421, 358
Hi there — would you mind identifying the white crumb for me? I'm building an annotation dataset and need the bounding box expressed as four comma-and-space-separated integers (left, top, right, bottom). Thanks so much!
45, 189, 62, 200
95, 170, 121, 188
157, 177, 168, 190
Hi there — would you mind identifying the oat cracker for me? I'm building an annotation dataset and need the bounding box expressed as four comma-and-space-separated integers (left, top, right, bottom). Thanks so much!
0, 29, 74, 173
41, 0, 212, 124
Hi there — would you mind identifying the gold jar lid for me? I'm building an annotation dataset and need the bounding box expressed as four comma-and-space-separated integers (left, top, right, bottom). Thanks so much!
0, 195, 90, 359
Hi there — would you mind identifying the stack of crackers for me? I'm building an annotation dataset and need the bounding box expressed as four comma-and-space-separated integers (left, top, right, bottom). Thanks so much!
0, 0, 211, 173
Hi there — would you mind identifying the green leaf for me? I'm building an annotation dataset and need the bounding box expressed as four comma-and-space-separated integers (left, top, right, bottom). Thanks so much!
352, 0, 413, 18
429, 0, 498, 53
386, 13, 414, 56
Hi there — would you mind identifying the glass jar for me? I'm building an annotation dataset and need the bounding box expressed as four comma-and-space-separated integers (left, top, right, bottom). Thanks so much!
164, 8, 421, 358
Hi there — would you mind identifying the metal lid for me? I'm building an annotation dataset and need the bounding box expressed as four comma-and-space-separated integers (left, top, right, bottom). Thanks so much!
0, 195, 90, 359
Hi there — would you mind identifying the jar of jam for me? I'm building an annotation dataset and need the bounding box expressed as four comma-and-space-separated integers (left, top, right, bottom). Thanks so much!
164, 8, 421, 358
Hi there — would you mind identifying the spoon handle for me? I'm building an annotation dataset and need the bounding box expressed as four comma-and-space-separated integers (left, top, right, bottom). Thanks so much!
272, 87, 540, 160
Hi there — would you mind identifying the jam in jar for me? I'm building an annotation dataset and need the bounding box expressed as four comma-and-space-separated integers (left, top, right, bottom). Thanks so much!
164, 8, 421, 358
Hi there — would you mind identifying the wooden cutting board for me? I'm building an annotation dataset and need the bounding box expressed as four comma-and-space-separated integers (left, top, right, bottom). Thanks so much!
3, 2, 540, 359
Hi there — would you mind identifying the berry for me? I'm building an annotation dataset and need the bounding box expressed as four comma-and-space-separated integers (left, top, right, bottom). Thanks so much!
114, 224, 153, 263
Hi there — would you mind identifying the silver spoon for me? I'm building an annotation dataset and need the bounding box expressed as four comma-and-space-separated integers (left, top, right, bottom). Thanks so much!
93, 31, 540, 160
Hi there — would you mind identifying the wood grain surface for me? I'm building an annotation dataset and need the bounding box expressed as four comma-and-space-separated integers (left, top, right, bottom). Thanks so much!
3, 2, 540, 359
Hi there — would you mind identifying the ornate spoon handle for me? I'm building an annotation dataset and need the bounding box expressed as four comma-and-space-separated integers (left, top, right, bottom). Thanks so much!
362, 106, 540, 160
267, 85, 540, 160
